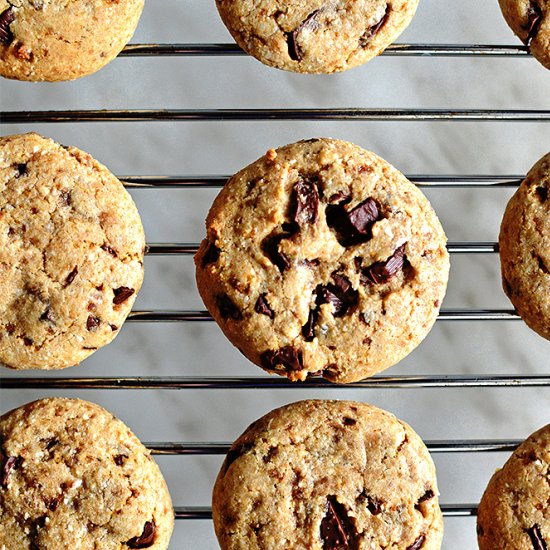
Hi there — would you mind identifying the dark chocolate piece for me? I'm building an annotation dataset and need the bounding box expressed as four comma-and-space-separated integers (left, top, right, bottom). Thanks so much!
101, 243, 117, 257
528, 524, 548, 550
302, 309, 317, 341
202, 242, 221, 267
0, 8, 14, 45
16, 163, 27, 177
113, 286, 135, 305
359, 5, 389, 46
127, 521, 156, 549
364, 244, 406, 284
316, 274, 358, 317
526, 3, 543, 46
59, 190, 72, 206
65, 266, 78, 287
255, 294, 274, 318
292, 177, 319, 225
40, 308, 55, 324
114, 454, 128, 466
327, 198, 381, 246
286, 9, 323, 61
320, 496, 356, 549
216, 294, 243, 320
536, 185, 548, 202
416, 489, 435, 508
406, 535, 426, 550
86, 315, 100, 332
1, 452, 22, 488
262, 232, 292, 272
261, 346, 303, 372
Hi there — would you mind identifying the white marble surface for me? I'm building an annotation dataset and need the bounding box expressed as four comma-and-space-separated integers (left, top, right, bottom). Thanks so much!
1, 0, 550, 548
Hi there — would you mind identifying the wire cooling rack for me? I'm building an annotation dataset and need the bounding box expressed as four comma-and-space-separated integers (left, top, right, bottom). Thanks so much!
1, 3, 549, 546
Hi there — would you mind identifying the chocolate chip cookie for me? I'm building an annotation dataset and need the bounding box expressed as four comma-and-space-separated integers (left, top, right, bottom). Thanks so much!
499, 152, 550, 341
0, 398, 174, 549
215, 0, 419, 73
0, 133, 145, 370
477, 423, 550, 549
213, 400, 443, 549
498, 0, 550, 70
0, 0, 144, 81
195, 138, 449, 384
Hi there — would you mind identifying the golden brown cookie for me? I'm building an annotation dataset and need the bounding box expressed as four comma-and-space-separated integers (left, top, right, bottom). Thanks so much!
0, 0, 144, 81
498, 0, 550, 70
195, 138, 449, 384
215, 0, 419, 74
213, 400, 443, 549
0, 133, 145, 370
477, 423, 550, 549
0, 398, 174, 549
499, 152, 550, 341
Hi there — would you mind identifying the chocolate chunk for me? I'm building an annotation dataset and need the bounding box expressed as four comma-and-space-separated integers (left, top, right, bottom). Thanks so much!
65, 266, 78, 287
86, 315, 100, 332
292, 177, 319, 225
40, 308, 55, 324
526, 2, 543, 46
15, 163, 27, 177
320, 496, 356, 549
109, 324, 119, 332
0, 8, 14, 45
224, 442, 254, 473
318, 286, 346, 316
23, 337, 33, 346
528, 525, 548, 550
416, 489, 434, 508
46, 497, 60, 511
255, 294, 274, 318
113, 286, 135, 305
343, 417, 356, 426
202, 241, 221, 267
127, 521, 156, 549
536, 185, 548, 202
302, 309, 317, 341
262, 232, 292, 272
261, 346, 303, 372
536, 255, 550, 275
216, 294, 243, 321
59, 190, 72, 206
359, 5, 389, 46
101, 243, 117, 257
365, 495, 382, 516
328, 192, 351, 205
1, 452, 22, 488
114, 454, 128, 466
316, 274, 358, 317
44, 438, 58, 451
364, 244, 406, 284
326, 198, 381, 246
406, 535, 426, 550
286, 9, 323, 61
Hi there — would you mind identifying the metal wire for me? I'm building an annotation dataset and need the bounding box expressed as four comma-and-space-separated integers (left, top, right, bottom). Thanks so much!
2, 108, 549, 124
121, 175, 524, 189
120, 43, 529, 58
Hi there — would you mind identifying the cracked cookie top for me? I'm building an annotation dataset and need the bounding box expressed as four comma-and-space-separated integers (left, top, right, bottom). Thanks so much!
0, 133, 145, 370
215, 0, 419, 73
195, 138, 449, 384
213, 400, 443, 550
498, 0, 550, 70
478, 423, 550, 549
0, 398, 174, 549
499, 151, 550, 341
0, 0, 144, 81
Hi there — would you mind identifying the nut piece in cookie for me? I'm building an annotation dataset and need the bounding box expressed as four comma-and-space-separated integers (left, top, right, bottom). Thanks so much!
212, 400, 444, 549
499, 151, 550, 341
195, 138, 449, 384
215, 0, 420, 73
0, 398, 174, 549
0, 0, 144, 81
478, 423, 550, 549
0, 133, 145, 370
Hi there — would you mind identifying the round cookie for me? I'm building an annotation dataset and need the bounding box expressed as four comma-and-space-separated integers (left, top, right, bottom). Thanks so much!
0, 133, 145, 370
195, 138, 449, 384
0, 398, 174, 549
499, 152, 550, 341
498, 0, 550, 70
477, 423, 550, 549
0, 0, 144, 81
213, 400, 443, 550
215, 0, 419, 74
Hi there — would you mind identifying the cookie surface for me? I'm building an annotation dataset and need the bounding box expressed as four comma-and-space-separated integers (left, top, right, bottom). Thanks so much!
215, 0, 419, 73
195, 138, 449, 384
477, 423, 550, 549
0, 0, 144, 81
0, 398, 173, 550
213, 400, 443, 549
499, 152, 550, 341
498, 0, 550, 70
0, 133, 145, 370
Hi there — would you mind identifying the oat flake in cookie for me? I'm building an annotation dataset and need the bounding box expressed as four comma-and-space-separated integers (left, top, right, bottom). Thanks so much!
499, 152, 550, 341
477, 423, 550, 549
0, 133, 145, 370
498, 0, 550, 70
195, 138, 449, 384
0, 0, 144, 81
213, 400, 443, 549
0, 398, 174, 549
215, 0, 419, 74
